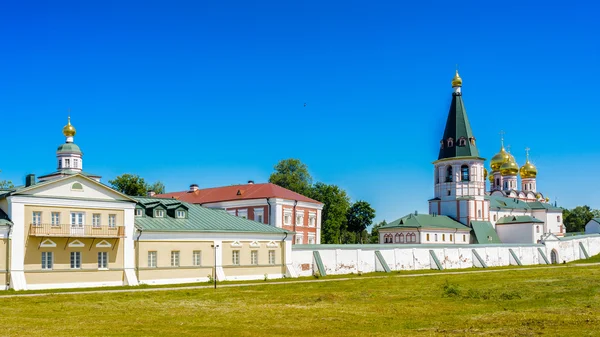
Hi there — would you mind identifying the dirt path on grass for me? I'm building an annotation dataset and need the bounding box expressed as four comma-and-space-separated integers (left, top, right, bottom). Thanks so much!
1, 262, 598, 298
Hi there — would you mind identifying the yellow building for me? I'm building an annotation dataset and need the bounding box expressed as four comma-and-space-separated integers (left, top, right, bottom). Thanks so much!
0, 118, 294, 290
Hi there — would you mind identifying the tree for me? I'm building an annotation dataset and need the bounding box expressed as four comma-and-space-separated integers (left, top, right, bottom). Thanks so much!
0, 170, 14, 189
269, 158, 313, 196
310, 182, 350, 244
369, 220, 387, 244
346, 201, 376, 243
564, 205, 598, 233
109, 174, 166, 196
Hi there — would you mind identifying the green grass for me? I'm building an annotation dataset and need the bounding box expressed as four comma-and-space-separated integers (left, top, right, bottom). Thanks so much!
0, 265, 599, 336
575, 252, 600, 264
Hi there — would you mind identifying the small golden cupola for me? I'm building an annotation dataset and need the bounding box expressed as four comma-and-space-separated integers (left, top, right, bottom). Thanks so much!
500, 154, 519, 176
520, 149, 538, 179
451, 70, 462, 87
63, 116, 76, 137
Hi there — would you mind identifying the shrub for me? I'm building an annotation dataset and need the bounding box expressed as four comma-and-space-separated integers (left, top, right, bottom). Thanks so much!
442, 280, 461, 297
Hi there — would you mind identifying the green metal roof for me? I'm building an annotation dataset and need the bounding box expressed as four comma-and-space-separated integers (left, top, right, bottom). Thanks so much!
487, 195, 562, 212
381, 213, 470, 230
527, 200, 563, 211
437, 92, 480, 160
57, 142, 82, 154
471, 221, 502, 244
134, 197, 290, 234
37, 170, 101, 180
496, 215, 544, 225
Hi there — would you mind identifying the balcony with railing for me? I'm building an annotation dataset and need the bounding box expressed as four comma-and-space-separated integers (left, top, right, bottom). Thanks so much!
29, 223, 125, 238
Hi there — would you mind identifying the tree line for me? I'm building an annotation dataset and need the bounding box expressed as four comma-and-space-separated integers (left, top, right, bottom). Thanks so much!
563, 206, 600, 232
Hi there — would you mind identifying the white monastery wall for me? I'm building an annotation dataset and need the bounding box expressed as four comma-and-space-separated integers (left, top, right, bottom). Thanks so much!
292, 235, 600, 276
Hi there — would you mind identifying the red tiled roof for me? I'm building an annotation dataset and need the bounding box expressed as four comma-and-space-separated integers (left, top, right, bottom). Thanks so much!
156, 183, 322, 205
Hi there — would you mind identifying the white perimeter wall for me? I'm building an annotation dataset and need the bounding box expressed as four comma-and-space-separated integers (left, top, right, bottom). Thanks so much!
291, 235, 600, 277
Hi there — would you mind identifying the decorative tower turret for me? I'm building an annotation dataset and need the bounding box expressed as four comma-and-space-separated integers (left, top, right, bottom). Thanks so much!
499, 147, 518, 190
520, 148, 538, 193
430, 70, 489, 225
57, 116, 83, 173
489, 132, 510, 191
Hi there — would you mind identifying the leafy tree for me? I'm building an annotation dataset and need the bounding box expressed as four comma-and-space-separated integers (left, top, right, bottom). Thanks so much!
269, 158, 313, 196
563, 205, 598, 232
310, 182, 350, 244
369, 220, 387, 244
346, 201, 376, 243
109, 174, 166, 196
147, 181, 165, 194
0, 170, 14, 189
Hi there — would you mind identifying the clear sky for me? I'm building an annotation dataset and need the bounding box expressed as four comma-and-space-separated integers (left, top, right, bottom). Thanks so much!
1, 1, 599, 224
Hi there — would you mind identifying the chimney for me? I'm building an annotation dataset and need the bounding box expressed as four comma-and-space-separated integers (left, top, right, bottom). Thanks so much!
189, 184, 199, 192
415, 210, 418, 216
247, 180, 254, 184
25, 174, 36, 187
147, 191, 155, 197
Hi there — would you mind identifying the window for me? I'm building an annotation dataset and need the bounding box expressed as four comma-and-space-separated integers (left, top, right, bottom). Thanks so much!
108, 214, 116, 228
42, 252, 53, 270
477, 210, 482, 218
450, 234, 453, 242
447, 190, 451, 196
295, 235, 303, 244
268, 250, 276, 265
435, 234, 438, 242
155, 210, 164, 218
193, 251, 202, 266
232, 250, 240, 265
176, 210, 186, 218
426, 234, 430, 241
65, 158, 71, 168
148, 251, 157, 268
442, 234, 446, 241
296, 213, 304, 226
70, 252, 81, 269
58, 159, 62, 168
254, 208, 264, 223
256, 214, 263, 223
171, 251, 180, 267
32, 211, 42, 225
446, 166, 453, 182
461, 165, 470, 181
447, 138, 454, 147
71, 212, 84, 226
284, 212, 291, 225
493, 214, 497, 221
308, 236, 315, 244
92, 214, 101, 228
309, 215, 316, 227
74, 159, 79, 168
557, 216, 560, 222
504, 181, 508, 189
237, 209, 248, 219
251, 250, 258, 265
51, 212, 60, 226
536, 226, 540, 233
463, 235, 466, 242
98, 252, 108, 269
408, 233, 416, 243
384, 234, 393, 243
458, 137, 467, 146
227, 210, 236, 216
135, 209, 143, 217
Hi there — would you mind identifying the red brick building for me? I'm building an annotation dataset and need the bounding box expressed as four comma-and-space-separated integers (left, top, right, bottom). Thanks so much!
157, 182, 323, 244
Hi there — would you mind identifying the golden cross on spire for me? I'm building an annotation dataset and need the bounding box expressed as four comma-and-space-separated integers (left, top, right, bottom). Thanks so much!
67, 108, 71, 124
499, 130, 505, 148
525, 147, 530, 161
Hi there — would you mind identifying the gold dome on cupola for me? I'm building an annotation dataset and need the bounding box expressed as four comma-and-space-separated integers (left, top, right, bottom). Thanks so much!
520, 148, 538, 179
63, 116, 76, 137
451, 70, 462, 87
500, 156, 519, 176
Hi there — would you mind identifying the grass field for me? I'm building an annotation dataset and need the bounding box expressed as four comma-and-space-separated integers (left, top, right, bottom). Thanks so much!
0, 264, 599, 336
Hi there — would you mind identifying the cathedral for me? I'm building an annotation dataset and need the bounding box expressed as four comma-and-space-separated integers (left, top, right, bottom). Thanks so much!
380, 71, 564, 245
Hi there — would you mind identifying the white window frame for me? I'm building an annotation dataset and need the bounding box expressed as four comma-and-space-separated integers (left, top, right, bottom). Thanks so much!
65, 158, 71, 168
73, 158, 79, 168
92, 213, 101, 228
295, 235, 303, 244
254, 208, 264, 223
176, 210, 186, 218
155, 209, 165, 218
296, 212, 304, 227
135, 209, 143, 217
283, 210, 292, 226
98, 252, 108, 270
42, 252, 53, 270
171, 251, 180, 267
251, 250, 258, 265
227, 210, 236, 216
237, 209, 248, 219
70, 212, 85, 226
148, 251, 157, 268
308, 235, 316, 245
51, 212, 60, 226
232, 250, 240, 265
268, 250, 276, 265
70, 251, 81, 269
108, 214, 116, 228
193, 251, 202, 266
32, 211, 42, 225
308, 213, 316, 227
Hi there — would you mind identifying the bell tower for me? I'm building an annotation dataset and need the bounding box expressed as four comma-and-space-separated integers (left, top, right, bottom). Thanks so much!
430, 70, 489, 225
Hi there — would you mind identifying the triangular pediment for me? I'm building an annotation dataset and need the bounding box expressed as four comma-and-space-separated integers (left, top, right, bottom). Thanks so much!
14, 174, 134, 202
96, 240, 112, 248
40, 239, 57, 247
68, 239, 85, 248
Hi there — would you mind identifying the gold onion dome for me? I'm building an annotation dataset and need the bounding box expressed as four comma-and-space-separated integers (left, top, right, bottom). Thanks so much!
490, 146, 511, 172
451, 70, 462, 87
488, 172, 494, 183
63, 116, 76, 137
500, 157, 519, 176
484, 167, 488, 179
520, 159, 537, 179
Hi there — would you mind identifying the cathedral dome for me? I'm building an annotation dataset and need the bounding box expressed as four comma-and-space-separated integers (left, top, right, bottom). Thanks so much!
520, 160, 537, 179
500, 157, 519, 176
451, 70, 462, 87
488, 172, 494, 183
490, 147, 510, 172
63, 117, 76, 137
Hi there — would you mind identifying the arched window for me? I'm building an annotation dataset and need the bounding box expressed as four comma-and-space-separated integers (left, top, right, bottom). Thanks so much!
411, 233, 417, 243
435, 234, 438, 242
384, 234, 393, 243
477, 209, 482, 218
447, 138, 454, 147
461, 165, 470, 181
395, 233, 401, 243
426, 234, 430, 241
536, 226, 540, 233
442, 234, 446, 241
399, 233, 404, 243
446, 166, 453, 182
458, 137, 467, 146
450, 234, 453, 242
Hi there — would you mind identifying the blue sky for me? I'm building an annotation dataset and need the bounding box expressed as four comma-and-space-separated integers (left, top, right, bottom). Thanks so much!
1, 1, 599, 223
